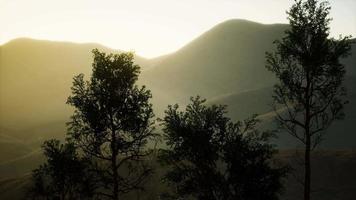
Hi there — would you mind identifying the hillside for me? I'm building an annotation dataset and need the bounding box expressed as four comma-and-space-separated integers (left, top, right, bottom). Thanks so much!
206, 86, 274, 120
140, 20, 287, 107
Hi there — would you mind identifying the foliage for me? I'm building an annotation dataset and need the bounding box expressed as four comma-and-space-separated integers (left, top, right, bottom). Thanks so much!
159, 96, 287, 200
27, 140, 96, 200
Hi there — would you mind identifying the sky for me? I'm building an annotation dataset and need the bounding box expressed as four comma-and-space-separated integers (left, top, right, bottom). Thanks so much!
1, 0, 355, 58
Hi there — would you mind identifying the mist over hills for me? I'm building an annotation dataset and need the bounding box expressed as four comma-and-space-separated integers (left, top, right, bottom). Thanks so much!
140, 20, 287, 105
0, 19, 355, 162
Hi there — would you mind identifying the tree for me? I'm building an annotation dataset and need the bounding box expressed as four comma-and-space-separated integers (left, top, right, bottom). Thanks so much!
265, 0, 352, 199
66, 49, 156, 200
159, 96, 287, 200
28, 139, 96, 200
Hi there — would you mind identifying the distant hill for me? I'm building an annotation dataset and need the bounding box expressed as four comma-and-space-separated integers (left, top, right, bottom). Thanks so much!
140, 20, 287, 106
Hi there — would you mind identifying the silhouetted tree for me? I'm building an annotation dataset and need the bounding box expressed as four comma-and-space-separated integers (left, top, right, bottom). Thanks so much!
28, 139, 96, 200
265, 0, 352, 199
159, 96, 287, 200
66, 49, 155, 200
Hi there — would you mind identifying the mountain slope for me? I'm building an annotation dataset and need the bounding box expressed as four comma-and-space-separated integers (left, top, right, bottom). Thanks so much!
140, 20, 287, 107
206, 86, 274, 120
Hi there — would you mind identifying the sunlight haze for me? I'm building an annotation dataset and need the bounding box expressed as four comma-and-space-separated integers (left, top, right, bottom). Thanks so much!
1, 0, 355, 57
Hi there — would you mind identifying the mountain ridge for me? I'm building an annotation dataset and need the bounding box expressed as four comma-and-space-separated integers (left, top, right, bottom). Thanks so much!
140, 19, 288, 106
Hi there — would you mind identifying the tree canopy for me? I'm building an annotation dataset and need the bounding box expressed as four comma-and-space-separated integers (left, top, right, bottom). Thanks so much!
159, 96, 287, 200
27, 140, 96, 200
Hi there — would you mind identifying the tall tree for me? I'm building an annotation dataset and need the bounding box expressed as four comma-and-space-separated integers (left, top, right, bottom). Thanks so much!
265, 0, 352, 199
159, 96, 286, 200
67, 49, 155, 200
28, 139, 96, 200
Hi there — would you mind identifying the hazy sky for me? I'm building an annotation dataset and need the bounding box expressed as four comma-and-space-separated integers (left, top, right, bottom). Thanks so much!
1, 0, 355, 58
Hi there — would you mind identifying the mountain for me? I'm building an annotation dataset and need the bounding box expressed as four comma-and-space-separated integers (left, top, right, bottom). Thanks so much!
140, 20, 287, 107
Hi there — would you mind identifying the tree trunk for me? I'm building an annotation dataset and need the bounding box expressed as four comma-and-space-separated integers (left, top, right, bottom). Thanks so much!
304, 134, 311, 200
113, 157, 119, 200
111, 130, 119, 200
113, 166, 119, 200
110, 111, 119, 200
304, 71, 311, 200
